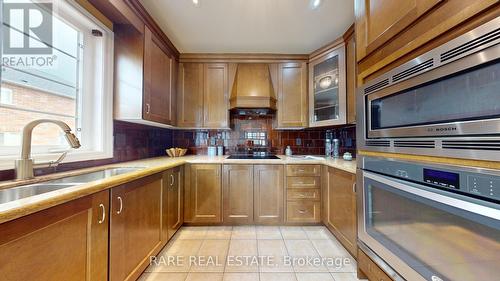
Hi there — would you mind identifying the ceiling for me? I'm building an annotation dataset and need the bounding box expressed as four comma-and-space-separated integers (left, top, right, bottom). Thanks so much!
139, 0, 354, 54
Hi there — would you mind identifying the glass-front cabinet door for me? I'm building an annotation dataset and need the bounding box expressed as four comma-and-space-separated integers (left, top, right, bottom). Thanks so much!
309, 45, 346, 127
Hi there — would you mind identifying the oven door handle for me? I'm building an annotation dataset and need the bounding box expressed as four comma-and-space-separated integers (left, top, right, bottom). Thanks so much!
363, 171, 500, 221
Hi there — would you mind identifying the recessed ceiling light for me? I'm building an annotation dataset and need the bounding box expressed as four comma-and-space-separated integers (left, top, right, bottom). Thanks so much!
310, 0, 321, 9
192, 0, 200, 7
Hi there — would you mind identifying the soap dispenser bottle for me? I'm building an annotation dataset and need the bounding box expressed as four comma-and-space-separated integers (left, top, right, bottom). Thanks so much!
285, 146, 292, 156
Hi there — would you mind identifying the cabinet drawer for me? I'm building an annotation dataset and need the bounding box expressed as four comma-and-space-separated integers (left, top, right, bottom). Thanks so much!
286, 176, 320, 189
287, 189, 321, 201
286, 201, 321, 223
286, 165, 321, 177
358, 249, 393, 281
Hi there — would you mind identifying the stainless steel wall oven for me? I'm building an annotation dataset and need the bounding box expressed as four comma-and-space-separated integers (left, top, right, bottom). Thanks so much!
357, 156, 500, 281
357, 17, 500, 161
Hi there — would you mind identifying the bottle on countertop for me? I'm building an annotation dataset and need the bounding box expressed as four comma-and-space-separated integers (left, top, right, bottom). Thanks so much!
325, 130, 333, 157
285, 146, 292, 156
332, 138, 340, 158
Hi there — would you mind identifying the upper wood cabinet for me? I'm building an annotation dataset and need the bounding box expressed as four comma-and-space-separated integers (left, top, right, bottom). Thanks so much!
184, 164, 223, 223
0, 190, 109, 281
110, 174, 163, 281
114, 24, 178, 128
344, 25, 357, 124
273, 62, 308, 128
163, 166, 184, 242
355, 0, 498, 83
143, 26, 175, 125
177, 63, 229, 128
223, 164, 254, 224
177, 63, 204, 127
309, 45, 347, 127
325, 167, 357, 257
204, 64, 229, 128
254, 164, 284, 225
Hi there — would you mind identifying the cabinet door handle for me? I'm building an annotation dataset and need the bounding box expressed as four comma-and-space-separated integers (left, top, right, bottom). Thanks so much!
298, 209, 307, 214
170, 174, 175, 187
145, 103, 150, 114
98, 203, 106, 224
352, 182, 356, 193
116, 196, 123, 214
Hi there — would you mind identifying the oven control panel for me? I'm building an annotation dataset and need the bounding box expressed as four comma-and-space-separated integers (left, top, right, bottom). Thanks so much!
363, 157, 500, 202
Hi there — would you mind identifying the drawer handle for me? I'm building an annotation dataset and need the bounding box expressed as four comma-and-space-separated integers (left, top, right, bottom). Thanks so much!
298, 209, 307, 214
116, 196, 123, 215
352, 182, 356, 193
98, 203, 106, 224
299, 194, 306, 197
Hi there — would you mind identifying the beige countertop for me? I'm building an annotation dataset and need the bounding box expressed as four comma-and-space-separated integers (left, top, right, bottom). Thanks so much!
0, 155, 356, 224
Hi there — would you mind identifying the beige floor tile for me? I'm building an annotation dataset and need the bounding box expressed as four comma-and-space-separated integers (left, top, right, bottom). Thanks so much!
260, 273, 297, 281
285, 240, 328, 273
185, 272, 223, 281
231, 226, 257, 239
331, 272, 366, 281
137, 272, 187, 281
256, 226, 282, 239
206, 226, 233, 240
296, 273, 335, 281
226, 240, 259, 272
146, 240, 203, 272
284, 240, 318, 256
280, 226, 308, 239
223, 273, 259, 281
190, 240, 229, 272
310, 240, 356, 273
176, 226, 208, 240
302, 226, 335, 240
258, 239, 293, 272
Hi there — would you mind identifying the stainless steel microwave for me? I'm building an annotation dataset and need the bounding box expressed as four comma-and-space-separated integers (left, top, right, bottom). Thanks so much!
357, 16, 500, 161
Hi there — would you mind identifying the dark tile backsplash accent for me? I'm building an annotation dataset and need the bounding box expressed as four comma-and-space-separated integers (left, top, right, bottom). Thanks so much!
0, 120, 173, 181
173, 114, 356, 157
0, 115, 356, 182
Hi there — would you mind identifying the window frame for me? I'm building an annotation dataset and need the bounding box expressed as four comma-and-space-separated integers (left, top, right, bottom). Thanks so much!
0, 0, 114, 170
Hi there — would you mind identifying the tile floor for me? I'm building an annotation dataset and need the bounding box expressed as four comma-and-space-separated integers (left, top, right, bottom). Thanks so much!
139, 226, 367, 281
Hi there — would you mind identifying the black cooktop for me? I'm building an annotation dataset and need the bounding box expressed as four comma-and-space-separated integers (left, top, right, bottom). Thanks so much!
227, 155, 280, 160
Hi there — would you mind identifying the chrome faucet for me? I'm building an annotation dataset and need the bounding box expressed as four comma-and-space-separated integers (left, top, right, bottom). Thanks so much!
15, 119, 81, 180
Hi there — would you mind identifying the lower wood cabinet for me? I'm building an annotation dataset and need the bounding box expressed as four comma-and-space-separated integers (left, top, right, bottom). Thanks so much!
0, 190, 109, 281
285, 164, 322, 224
325, 167, 357, 257
223, 164, 254, 224
286, 200, 321, 223
164, 166, 184, 242
110, 174, 163, 281
184, 164, 222, 224
254, 164, 284, 224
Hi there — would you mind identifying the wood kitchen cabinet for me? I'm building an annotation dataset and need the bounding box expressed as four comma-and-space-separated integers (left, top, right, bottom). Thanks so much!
273, 62, 308, 128
254, 165, 284, 224
309, 44, 347, 127
110, 174, 163, 281
325, 167, 357, 257
177, 63, 229, 128
355, 0, 498, 84
143, 26, 175, 125
223, 164, 254, 224
344, 24, 357, 124
0, 190, 109, 281
184, 164, 222, 224
114, 24, 178, 128
285, 165, 321, 224
163, 166, 184, 242
177, 63, 204, 127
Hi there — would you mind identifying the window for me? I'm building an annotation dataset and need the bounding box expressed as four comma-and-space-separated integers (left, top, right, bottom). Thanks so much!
0, 88, 13, 105
0, 0, 113, 169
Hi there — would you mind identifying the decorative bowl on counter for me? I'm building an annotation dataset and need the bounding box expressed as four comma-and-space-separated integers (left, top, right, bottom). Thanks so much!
166, 147, 187, 157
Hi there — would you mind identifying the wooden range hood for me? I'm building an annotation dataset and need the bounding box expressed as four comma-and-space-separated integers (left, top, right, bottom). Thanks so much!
229, 63, 277, 110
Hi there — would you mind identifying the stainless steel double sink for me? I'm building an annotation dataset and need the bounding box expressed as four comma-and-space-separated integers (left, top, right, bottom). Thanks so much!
0, 167, 144, 204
